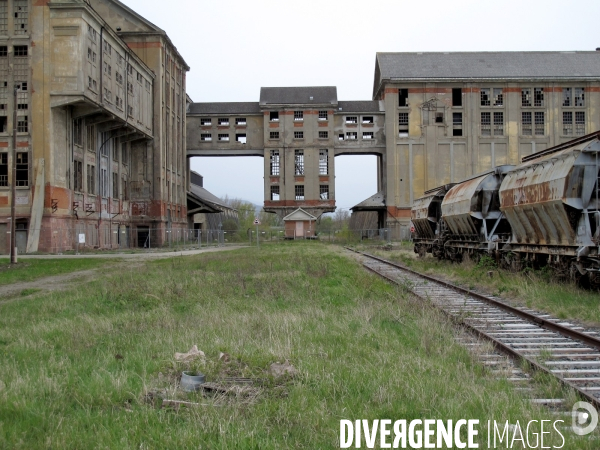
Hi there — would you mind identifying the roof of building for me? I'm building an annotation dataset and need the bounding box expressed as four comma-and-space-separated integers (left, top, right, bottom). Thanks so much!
188, 179, 233, 213
282, 208, 318, 221
188, 102, 261, 115
374, 51, 600, 97
351, 191, 386, 211
337, 100, 383, 113
260, 86, 337, 106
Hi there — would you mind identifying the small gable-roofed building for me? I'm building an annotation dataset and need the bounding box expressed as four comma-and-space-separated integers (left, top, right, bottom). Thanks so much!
282, 208, 317, 239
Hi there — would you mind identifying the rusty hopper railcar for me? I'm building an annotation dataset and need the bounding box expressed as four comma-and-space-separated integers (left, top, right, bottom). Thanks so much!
440, 165, 514, 262
411, 184, 454, 258
499, 133, 600, 286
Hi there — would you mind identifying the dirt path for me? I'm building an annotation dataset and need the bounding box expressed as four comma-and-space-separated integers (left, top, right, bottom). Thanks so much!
0, 245, 246, 303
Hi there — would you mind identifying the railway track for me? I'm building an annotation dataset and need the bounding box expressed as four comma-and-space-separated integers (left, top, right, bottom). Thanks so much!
347, 248, 600, 411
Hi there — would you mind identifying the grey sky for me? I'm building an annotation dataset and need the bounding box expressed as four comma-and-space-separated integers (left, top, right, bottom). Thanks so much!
121, 0, 600, 209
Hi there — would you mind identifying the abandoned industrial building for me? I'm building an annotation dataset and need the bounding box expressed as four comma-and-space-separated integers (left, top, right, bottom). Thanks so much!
2, 0, 600, 251
188, 51, 600, 238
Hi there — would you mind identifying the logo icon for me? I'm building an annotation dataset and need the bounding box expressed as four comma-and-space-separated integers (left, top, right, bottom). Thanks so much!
572, 401, 598, 436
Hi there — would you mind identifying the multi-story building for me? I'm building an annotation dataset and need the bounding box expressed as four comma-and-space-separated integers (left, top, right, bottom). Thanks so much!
373, 52, 600, 234
0, 0, 189, 253
187, 86, 385, 221
190, 52, 600, 239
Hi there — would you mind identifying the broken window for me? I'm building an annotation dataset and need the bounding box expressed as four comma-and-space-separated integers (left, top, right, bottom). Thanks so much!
534, 112, 544, 135
294, 131, 303, 139
218, 118, 229, 125
270, 111, 279, 122
100, 167, 108, 197
122, 175, 127, 200
480, 112, 491, 136
521, 88, 531, 107
200, 133, 212, 141
236, 133, 246, 143
270, 150, 280, 176
399, 89, 408, 107
452, 112, 462, 136
318, 131, 328, 139
0, 117, 6, 133
269, 131, 279, 139
562, 111, 573, 135
112, 172, 118, 199
362, 132, 373, 139
362, 116, 373, 124
201, 118, 211, 126
338, 134, 344, 141
493, 112, 504, 136
452, 88, 462, 107
522, 112, 532, 135
73, 118, 83, 146
493, 89, 503, 106
235, 117, 246, 125
435, 112, 443, 124
319, 149, 328, 175
534, 88, 544, 107
398, 112, 408, 137
270, 185, 280, 201
346, 132, 357, 140
574, 88, 585, 107
562, 88, 572, 107
218, 133, 229, 141
295, 185, 304, 201
16, 152, 28, 187
73, 160, 83, 192
17, 116, 27, 133
13, 0, 27, 35
294, 111, 303, 121
294, 149, 304, 175
0, 153, 6, 186
13, 45, 27, 56
318, 110, 328, 120
87, 163, 95, 194
345, 116, 358, 124
575, 111, 585, 135
480, 88, 491, 106
319, 185, 329, 200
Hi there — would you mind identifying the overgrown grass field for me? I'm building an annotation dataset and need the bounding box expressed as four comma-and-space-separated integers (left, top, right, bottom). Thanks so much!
0, 243, 592, 448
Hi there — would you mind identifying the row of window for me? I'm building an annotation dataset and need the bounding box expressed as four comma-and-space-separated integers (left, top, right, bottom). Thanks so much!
0, 45, 27, 57
269, 184, 330, 201
200, 114, 375, 126
269, 149, 329, 176
201, 117, 246, 126
265, 131, 374, 140
73, 160, 128, 199
398, 111, 586, 137
0, 116, 28, 133
399, 87, 587, 108
0, 151, 28, 187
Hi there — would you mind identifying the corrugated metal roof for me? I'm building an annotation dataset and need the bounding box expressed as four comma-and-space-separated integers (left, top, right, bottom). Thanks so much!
188, 102, 261, 115
337, 101, 383, 113
376, 51, 600, 81
351, 191, 386, 211
189, 183, 232, 211
260, 86, 337, 105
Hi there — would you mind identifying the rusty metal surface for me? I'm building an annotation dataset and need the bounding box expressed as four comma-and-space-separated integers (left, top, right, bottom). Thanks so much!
500, 140, 599, 245
411, 192, 439, 239
441, 169, 509, 237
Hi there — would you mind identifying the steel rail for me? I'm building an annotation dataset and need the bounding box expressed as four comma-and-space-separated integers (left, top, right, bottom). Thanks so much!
349, 247, 600, 409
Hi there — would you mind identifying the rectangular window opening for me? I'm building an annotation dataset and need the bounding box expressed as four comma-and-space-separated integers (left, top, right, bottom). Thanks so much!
452, 88, 462, 107
200, 133, 212, 141
0, 153, 7, 186
294, 111, 303, 121
481, 112, 491, 136
398, 112, 408, 137
362, 116, 373, 124
318, 110, 328, 120
218, 133, 229, 141
294, 131, 303, 139
493, 112, 504, 136
522, 112, 532, 136
200, 118, 211, 126
319, 149, 328, 175
295, 185, 304, 201
218, 118, 229, 125
563, 88, 572, 107
480, 88, 490, 106
362, 132, 373, 140
399, 88, 408, 107
270, 185, 280, 201
270, 111, 279, 122
16, 152, 28, 187
270, 150, 280, 176
346, 131, 357, 140
269, 131, 279, 139
235, 117, 246, 125
294, 149, 304, 175
73, 160, 83, 192
345, 116, 358, 124
534, 112, 544, 135
493, 88, 503, 106
319, 185, 329, 200
575, 111, 585, 135
236, 133, 247, 144
318, 131, 328, 139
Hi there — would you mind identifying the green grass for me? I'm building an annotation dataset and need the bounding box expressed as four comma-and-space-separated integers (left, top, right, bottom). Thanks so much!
0, 258, 114, 286
0, 242, 592, 448
364, 244, 600, 327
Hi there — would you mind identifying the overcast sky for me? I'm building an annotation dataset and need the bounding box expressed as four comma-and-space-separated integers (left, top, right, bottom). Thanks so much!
121, 0, 600, 210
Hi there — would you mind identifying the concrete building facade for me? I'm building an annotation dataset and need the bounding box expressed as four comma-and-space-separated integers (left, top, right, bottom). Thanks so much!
0, 0, 189, 253
189, 52, 600, 239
